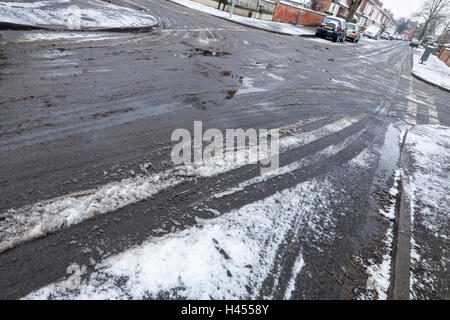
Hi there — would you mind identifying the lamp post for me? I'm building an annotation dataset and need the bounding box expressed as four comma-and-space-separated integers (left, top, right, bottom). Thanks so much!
295, 0, 306, 26
295, 8, 303, 25
229, 0, 236, 18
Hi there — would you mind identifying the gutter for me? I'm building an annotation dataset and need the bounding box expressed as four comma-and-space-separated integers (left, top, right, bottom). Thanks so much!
389, 129, 411, 300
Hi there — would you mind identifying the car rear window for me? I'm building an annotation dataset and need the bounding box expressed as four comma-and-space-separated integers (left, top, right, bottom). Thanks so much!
323, 18, 340, 27
346, 24, 356, 30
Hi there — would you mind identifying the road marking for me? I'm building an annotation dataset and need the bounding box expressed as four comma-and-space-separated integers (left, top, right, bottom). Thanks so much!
426, 96, 440, 125
0, 117, 362, 253
405, 81, 417, 125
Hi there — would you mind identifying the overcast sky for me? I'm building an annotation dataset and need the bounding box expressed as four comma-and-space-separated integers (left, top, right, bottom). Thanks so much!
381, 0, 424, 20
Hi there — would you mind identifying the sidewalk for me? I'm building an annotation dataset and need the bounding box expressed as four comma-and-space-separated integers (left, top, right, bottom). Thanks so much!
169, 0, 315, 36
412, 48, 450, 91
194, 0, 274, 21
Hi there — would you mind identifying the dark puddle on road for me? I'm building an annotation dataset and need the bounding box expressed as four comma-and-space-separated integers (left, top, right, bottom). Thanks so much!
368, 123, 404, 213
378, 124, 402, 180
221, 70, 243, 82
183, 96, 207, 110
225, 90, 237, 99
189, 48, 231, 57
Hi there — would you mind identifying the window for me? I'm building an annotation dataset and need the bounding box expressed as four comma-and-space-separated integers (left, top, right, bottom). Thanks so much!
323, 18, 340, 27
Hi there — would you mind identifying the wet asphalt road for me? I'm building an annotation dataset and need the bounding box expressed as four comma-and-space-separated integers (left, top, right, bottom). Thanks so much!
0, 0, 449, 299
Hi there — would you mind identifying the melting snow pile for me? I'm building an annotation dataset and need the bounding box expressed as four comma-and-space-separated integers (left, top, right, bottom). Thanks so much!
0, 116, 360, 254
0, 0, 158, 29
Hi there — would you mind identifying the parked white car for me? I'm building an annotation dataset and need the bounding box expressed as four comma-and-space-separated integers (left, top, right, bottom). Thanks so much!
364, 26, 381, 39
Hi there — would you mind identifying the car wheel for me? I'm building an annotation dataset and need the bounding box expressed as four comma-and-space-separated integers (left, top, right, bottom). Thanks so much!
333, 36, 338, 42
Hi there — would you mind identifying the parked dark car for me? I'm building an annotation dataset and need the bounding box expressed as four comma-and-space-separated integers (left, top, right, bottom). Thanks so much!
315, 16, 347, 43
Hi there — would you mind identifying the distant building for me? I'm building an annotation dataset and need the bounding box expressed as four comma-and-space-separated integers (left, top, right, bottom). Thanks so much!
321, 0, 395, 30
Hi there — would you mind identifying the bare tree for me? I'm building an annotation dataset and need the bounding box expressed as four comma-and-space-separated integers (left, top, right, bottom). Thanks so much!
346, 0, 363, 22
416, 0, 450, 40
396, 17, 410, 34
428, 13, 446, 35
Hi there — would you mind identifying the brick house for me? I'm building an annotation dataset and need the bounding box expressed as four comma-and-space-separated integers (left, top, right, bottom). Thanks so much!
358, 0, 394, 29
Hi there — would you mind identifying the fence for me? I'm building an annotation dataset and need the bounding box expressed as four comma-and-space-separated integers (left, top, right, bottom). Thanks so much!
438, 48, 450, 67
272, 1, 327, 27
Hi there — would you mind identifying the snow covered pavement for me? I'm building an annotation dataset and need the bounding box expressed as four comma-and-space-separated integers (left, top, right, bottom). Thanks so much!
401, 125, 450, 299
169, 0, 315, 36
0, 0, 158, 29
412, 48, 450, 91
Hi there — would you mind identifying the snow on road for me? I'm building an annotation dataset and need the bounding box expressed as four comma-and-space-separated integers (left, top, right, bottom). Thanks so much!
347, 148, 376, 169
0, 116, 362, 253
19, 115, 367, 299
0, 0, 158, 29
412, 48, 450, 91
213, 127, 365, 200
24, 176, 334, 299
402, 125, 450, 299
